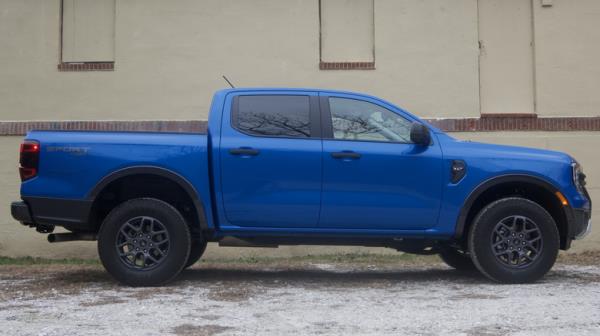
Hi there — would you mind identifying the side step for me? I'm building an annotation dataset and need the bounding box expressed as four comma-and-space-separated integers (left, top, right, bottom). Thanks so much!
218, 237, 278, 248
48, 232, 96, 243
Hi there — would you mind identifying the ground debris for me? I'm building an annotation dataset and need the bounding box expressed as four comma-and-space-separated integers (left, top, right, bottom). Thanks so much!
0, 251, 599, 335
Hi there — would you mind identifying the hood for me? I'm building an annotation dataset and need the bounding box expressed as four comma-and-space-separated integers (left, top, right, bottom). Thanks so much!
437, 133, 573, 165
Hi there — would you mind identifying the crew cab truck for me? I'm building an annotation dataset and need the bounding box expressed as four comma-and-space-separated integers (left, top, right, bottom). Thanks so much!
11, 88, 591, 286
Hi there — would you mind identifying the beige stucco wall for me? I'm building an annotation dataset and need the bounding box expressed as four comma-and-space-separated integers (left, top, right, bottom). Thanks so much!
1, 0, 479, 120
1, 1, 599, 258
1, 132, 597, 259
2, 1, 599, 120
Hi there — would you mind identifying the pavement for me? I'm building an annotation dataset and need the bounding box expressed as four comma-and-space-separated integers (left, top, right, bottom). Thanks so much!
0, 252, 599, 336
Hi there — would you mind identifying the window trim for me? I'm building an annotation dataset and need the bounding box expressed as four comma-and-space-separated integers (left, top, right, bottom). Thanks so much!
320, 96, 419, 145
58, 0, 115, 72
230, 94, 321, 140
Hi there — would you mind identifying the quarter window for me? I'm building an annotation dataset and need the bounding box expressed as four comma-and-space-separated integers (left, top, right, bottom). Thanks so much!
235, 95, 311, 138
329, 97, 412, 142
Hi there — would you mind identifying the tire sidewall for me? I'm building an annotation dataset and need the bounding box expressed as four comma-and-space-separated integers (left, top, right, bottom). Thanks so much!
439, 247, 476, 271
469, 197, 559, 283
98, 198, 191, 286
185, 239, 207, 268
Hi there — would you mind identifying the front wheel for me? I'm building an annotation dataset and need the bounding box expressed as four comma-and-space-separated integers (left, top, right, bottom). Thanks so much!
184, 238, 207, 269
469, 197, 559, 284
98, 198, 191, 286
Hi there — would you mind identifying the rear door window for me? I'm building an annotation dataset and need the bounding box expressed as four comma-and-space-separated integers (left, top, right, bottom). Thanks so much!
234, 95, 311, 138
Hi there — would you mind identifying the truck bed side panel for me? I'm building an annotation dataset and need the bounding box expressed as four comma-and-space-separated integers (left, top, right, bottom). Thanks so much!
21, 131, 214, 228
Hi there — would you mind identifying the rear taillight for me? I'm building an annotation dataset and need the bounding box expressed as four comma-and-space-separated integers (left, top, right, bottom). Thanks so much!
19, 140, 40, 181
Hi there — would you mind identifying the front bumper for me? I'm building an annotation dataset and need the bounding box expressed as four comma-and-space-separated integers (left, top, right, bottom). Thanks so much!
567, 183, 592, 242
572, 208, 591, 240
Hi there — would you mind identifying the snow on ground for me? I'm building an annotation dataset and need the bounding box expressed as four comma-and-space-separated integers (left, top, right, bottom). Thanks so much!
1, 256, 599, 336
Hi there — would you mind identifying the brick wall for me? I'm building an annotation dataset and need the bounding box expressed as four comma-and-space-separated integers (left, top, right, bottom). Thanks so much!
1, 117, 599, 136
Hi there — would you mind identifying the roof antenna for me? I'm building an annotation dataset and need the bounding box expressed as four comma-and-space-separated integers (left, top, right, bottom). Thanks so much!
222, 75, 235, 88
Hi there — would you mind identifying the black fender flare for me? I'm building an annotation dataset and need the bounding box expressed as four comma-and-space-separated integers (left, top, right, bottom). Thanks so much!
88, 165, 208, 230
454, 174, 568, 239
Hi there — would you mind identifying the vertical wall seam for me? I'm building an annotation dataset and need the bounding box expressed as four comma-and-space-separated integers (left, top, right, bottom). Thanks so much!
476, 0, 482, 116
531, 0, 538, 113
371, 0, 375, 64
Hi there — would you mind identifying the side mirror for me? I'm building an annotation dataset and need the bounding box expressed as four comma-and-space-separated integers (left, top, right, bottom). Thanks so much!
410, 122, 431, 146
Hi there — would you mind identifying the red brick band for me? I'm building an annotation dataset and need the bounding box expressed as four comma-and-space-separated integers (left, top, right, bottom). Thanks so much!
319, 62, 375, 70
0, 117, 599, 136
427, 116, 600, 132
0, 120, 207, 136
58, 62, 115, 71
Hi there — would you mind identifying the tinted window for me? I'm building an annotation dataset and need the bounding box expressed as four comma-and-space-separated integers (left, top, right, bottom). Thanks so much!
236, 95, 311, 138
329, 97, 412, 142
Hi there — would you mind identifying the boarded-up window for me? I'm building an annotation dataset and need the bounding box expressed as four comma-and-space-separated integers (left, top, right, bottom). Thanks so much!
61, 0, 115, 63
320, 0, 374, 65
478, 0, 534, 115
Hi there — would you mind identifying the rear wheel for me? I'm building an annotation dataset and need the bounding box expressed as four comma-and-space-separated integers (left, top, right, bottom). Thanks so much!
98, 198, 191, 286
438, 247, 476, 271
469, 197, 559, 284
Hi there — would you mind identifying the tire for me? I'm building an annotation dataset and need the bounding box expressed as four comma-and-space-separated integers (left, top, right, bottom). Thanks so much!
438, 247, 476, 271
98, 198, 191, 286
184, 238, 207, 269
469, 197, 559, 284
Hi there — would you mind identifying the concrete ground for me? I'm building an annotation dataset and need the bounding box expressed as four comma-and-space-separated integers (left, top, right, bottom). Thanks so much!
0, 252, 599, 336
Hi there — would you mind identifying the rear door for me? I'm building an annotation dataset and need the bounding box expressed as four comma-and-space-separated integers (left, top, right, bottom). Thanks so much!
219, 92, 322, 228
318, 93, 444, 230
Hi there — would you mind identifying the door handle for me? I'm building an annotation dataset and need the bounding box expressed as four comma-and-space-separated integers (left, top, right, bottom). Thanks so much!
229, 147, 260, 156
331, 151, 361, 159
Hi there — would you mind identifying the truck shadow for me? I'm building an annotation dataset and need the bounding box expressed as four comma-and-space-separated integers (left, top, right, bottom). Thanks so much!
41, 265, 489, 288
1, 265, 593, 302
6, 264, 592, 294
176, 267, 489, 286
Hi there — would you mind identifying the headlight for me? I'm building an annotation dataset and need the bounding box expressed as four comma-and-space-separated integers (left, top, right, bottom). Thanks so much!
572, 161, 586, 192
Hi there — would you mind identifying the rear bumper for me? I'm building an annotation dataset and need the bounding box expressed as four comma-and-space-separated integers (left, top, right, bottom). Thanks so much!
11, 197, 93, 232
11, 201, 33, 224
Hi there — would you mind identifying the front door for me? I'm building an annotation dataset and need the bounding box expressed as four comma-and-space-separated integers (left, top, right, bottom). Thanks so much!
219, 93, 322, 228
318, 94, 443, 230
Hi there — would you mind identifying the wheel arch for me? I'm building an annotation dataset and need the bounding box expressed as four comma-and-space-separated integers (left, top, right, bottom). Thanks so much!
455, 174, 571, 249
87, 166, 208, 233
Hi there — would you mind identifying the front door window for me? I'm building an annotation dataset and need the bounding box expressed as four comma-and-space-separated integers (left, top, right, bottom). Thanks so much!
329, 97, 413, 143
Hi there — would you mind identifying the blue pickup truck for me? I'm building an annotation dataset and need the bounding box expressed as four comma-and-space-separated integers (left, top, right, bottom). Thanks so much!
11, 88, 591, 286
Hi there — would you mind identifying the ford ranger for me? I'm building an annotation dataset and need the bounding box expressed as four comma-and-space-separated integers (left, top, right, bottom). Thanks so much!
10, 88, 592, 286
